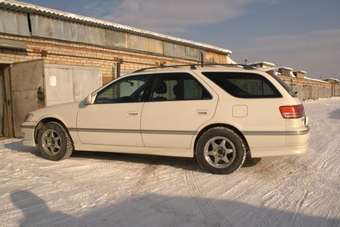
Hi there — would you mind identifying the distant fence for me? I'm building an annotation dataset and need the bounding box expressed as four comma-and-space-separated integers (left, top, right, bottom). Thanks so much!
279, 75, 340, 100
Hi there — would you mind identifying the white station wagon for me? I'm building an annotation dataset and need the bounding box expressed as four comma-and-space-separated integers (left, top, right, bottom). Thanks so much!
21, 64, 310, 174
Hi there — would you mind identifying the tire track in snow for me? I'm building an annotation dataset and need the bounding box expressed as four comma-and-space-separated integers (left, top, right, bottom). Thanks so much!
184, 170, 233, 227
132, 164, 158, 194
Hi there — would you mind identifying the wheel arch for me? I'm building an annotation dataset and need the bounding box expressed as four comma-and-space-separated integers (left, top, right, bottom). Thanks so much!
193, 123, 250, 157
34, 117, 71, 144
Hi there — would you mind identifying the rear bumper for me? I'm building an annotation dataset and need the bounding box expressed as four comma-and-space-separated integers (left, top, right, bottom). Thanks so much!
251, 143, 309, 158
21, 122, 36, 147
246, 127, 310, 158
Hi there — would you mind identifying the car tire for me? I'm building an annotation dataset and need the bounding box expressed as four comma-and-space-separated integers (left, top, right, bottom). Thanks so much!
195, 127, 247, 174
37, 122, 74, 161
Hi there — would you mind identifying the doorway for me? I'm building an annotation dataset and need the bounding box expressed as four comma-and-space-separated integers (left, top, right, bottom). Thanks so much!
0, 65, 5, 137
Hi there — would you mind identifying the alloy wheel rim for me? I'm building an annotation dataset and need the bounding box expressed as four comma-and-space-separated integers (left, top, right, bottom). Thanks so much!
41, 129, 62, 155
204, 136, 236, 168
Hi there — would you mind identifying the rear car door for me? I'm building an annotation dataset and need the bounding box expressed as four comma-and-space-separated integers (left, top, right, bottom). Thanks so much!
141, 72, 218, 150
203, 72, 286, 147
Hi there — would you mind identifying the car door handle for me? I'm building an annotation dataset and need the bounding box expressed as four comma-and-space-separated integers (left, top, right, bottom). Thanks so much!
128, 111, 139, 116
197, 109, 208, 115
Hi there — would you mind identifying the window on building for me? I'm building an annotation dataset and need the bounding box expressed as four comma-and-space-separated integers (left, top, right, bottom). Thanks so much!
203, 72, 282, 98
149, 73, 212, 102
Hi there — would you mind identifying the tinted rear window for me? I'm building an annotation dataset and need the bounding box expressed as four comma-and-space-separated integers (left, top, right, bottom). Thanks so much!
203, 72, 282, 98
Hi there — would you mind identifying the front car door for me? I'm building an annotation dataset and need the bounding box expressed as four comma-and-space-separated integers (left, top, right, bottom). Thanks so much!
141, 72, 218, 155
77, 75, 150, 147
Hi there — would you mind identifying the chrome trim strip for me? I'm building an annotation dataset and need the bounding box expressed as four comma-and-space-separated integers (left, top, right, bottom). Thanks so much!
142, 130, 196, 135
243, 127, 310, 136
69, 128, 196, 135
69, 128, 139, 133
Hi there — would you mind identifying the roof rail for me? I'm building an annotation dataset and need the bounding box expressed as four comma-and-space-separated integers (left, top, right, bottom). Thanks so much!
202, 63, 257, 70
133, 64, 198, 73
133, 63, 256, 73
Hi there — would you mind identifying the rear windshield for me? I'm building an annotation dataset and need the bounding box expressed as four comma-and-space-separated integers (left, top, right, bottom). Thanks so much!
202, 72, 282, 98
270, 74, 297, 97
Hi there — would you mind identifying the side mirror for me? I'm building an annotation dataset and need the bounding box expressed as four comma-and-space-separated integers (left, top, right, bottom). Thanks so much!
84, 93, 95, 105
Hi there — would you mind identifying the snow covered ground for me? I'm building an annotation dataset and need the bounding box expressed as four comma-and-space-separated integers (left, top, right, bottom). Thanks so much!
1, 98, 340, 227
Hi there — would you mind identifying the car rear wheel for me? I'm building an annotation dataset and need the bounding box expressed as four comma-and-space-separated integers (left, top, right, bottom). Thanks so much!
195, 127, 247, 174
37, 122, 73, 161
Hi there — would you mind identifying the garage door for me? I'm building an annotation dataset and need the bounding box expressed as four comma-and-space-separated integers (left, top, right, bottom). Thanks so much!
7, 60, 45, 137
44, 65, 102, 106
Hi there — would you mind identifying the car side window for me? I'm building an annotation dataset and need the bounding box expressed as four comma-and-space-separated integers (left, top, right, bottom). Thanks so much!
95, 75, 149, 104
148, 73, 212, 102
203, 72, 282, 98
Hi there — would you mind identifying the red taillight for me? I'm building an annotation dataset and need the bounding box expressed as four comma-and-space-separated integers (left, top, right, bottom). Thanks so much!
279, 104, 305, 119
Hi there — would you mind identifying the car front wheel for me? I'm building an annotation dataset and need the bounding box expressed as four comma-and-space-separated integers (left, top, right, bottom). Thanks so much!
37, 122, 73, 161
195, 127, 247, 174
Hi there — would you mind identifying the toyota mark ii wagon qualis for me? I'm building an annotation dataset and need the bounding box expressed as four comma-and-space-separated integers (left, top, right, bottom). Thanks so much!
21, 65, 310, 174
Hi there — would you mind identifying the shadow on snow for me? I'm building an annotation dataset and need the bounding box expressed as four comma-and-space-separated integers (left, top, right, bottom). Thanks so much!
10, 190, 340, 227
329, 108, 340, 120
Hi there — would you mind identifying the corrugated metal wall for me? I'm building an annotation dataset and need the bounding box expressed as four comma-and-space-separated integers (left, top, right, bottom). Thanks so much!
29, 13, 206, 60
0, 10, 30, 36
0, 9, 216, 62
163, 42, 186, 59
185, 46, 200, 60
30, 15, 127, 48
127, 34, 163, 54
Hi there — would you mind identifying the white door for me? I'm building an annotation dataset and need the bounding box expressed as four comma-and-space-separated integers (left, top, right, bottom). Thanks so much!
141, 73, 218, 149
77, 75, 150, 146
44, 65, 102, 106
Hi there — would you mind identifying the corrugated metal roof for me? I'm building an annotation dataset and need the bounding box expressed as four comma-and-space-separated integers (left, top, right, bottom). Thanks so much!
0, 0, 232, 55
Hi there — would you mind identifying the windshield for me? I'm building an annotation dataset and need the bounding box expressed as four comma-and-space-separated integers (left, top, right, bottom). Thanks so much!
270, 74, 297, 97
